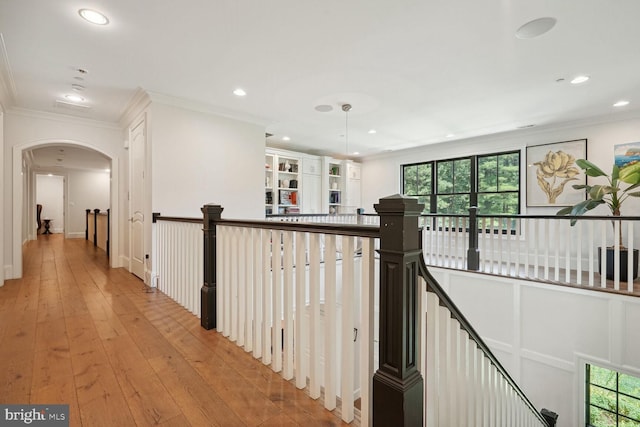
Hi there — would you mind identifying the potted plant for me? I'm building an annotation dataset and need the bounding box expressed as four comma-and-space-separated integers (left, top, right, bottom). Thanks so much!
557, 159, 640, 281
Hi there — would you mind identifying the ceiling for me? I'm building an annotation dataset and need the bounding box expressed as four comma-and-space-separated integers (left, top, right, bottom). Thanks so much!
28, 145, 110, 172
1, 0, 640, 160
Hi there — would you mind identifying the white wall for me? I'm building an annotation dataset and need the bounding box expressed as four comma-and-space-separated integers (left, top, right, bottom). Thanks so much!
150, 102, 265, 219
3, 109, 124, 278
361, 113, 640, 215
429, 267, 640, 427
66, 169, 110, 238
36, 174, 64, 233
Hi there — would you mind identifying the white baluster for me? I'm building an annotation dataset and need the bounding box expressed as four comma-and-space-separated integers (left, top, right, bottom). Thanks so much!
262, 229, 272, 365
283, 230, 294, 379
614, 220, 621, 289
295, 231, 308, 389
359, 237, 375, 427
324, 234, 337, 410
543, 219, 549, 280
425, 291, 440, 425
628, 221, 634, 293
237, 227, 246, 347
589, 220, 595, 287
253, 228, 262, 357
271, 229, 282, 372
309, 232, 321, 399
601, 221, 607, 288
438, 306, 450, 426
341, 235, 355, 422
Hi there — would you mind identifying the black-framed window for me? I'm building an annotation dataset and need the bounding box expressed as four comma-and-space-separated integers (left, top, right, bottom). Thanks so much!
402, 150, 520, 215
436, 157, 471, 214
586, 364, 640, 426
477, 151, 520, 215
402, 162, 433, 212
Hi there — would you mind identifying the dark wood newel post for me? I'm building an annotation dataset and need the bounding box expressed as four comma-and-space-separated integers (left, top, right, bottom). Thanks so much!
467, 206, 480, 270
373, 194, 424, 427
201, 204, 224, 330
93, 209, 100, 247
85, 209, 90, 240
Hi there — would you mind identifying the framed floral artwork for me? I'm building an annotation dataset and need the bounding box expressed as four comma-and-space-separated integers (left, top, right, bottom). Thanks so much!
526, 139, 587, 207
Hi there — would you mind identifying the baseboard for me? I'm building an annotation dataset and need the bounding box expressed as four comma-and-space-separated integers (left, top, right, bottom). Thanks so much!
66, 232, 85, 239
3, 265, 13, 280
119, 255, 129, 269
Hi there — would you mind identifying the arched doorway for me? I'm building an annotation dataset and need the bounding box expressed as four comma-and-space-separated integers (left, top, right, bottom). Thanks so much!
11, 139, 120, 279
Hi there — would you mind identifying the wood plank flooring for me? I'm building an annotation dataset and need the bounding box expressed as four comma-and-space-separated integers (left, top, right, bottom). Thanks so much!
0, 235, 350, 427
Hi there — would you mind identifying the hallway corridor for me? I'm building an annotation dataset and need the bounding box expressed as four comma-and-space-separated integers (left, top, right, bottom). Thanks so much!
0, 235, 349, 426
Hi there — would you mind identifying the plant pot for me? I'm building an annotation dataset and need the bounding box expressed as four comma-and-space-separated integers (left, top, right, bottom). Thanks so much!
598, 247, 639, 281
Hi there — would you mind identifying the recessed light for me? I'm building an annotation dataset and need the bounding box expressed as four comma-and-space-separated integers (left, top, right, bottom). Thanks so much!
233, 88, 246, 97
446, 133, 455, 138
48, 174, 53, 177
613, 100, 630, 107
78, 9, 109, 25
314, 104, 333, 113
282, 136, 291, 141
368, 129, 377, 134
71, 84, 85, 92
65, 94, 84, 102
353, 152, 360, 155
571, 75, 590, 84
515, 17, 557, 39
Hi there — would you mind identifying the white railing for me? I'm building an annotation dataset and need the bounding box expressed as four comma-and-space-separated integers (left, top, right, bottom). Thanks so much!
215, 220, 378, 425
418, 213, 639, 294
416, 260, 551, 427
152, 216, 203, 316
266, 213, 380, 226
153, 203, 555, 425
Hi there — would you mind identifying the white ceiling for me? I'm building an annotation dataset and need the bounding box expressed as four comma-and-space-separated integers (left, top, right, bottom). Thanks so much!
1, 0, 640, 160
28, 144, 110, 172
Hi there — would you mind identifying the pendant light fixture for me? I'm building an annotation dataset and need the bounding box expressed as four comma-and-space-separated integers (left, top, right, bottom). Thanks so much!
342, 103, 352, 157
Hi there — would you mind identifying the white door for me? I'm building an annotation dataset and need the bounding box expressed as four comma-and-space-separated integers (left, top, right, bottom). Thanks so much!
129, 118, 146, 280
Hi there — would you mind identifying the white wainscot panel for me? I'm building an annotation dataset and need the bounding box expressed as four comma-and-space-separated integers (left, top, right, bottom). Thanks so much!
521, 357, 575, 427
489, 345, 515, 375
623, 300, 640, 368
447, 273, 514, 345
521, 287, 609, 362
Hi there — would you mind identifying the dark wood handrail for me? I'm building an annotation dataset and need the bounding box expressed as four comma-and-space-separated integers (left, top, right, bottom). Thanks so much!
153, 215, 202, 224
419, 212, 640, 221
216, 218, 380, 238
416, 257, 551, 427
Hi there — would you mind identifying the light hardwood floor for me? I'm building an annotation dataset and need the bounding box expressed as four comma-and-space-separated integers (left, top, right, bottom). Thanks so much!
0, 235, 350, 427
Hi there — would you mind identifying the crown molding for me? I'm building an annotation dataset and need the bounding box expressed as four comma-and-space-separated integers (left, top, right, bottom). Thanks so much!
118, 87, 151, 127
7, 106, 121, 130
363, 109, 640, 161
145, 90, 271, 128
0, 33, 17, 113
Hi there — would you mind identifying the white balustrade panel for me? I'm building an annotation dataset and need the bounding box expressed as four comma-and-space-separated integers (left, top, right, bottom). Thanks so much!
153, 220, 204, 317
215, 223, 378, 424
421, 216, 639, 295
421, 279, 548, 426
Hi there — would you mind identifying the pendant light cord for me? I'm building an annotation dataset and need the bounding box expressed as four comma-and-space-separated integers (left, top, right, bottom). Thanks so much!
342, 103, 352, 157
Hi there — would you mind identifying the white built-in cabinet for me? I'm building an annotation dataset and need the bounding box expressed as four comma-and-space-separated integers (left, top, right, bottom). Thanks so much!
302, 157, 322, 214
265, 149, 301, 215
265, 148, 361, 216
343, 161, 362, 214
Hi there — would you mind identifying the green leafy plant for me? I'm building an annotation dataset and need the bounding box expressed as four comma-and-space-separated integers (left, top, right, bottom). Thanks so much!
557, 159, 640, 247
